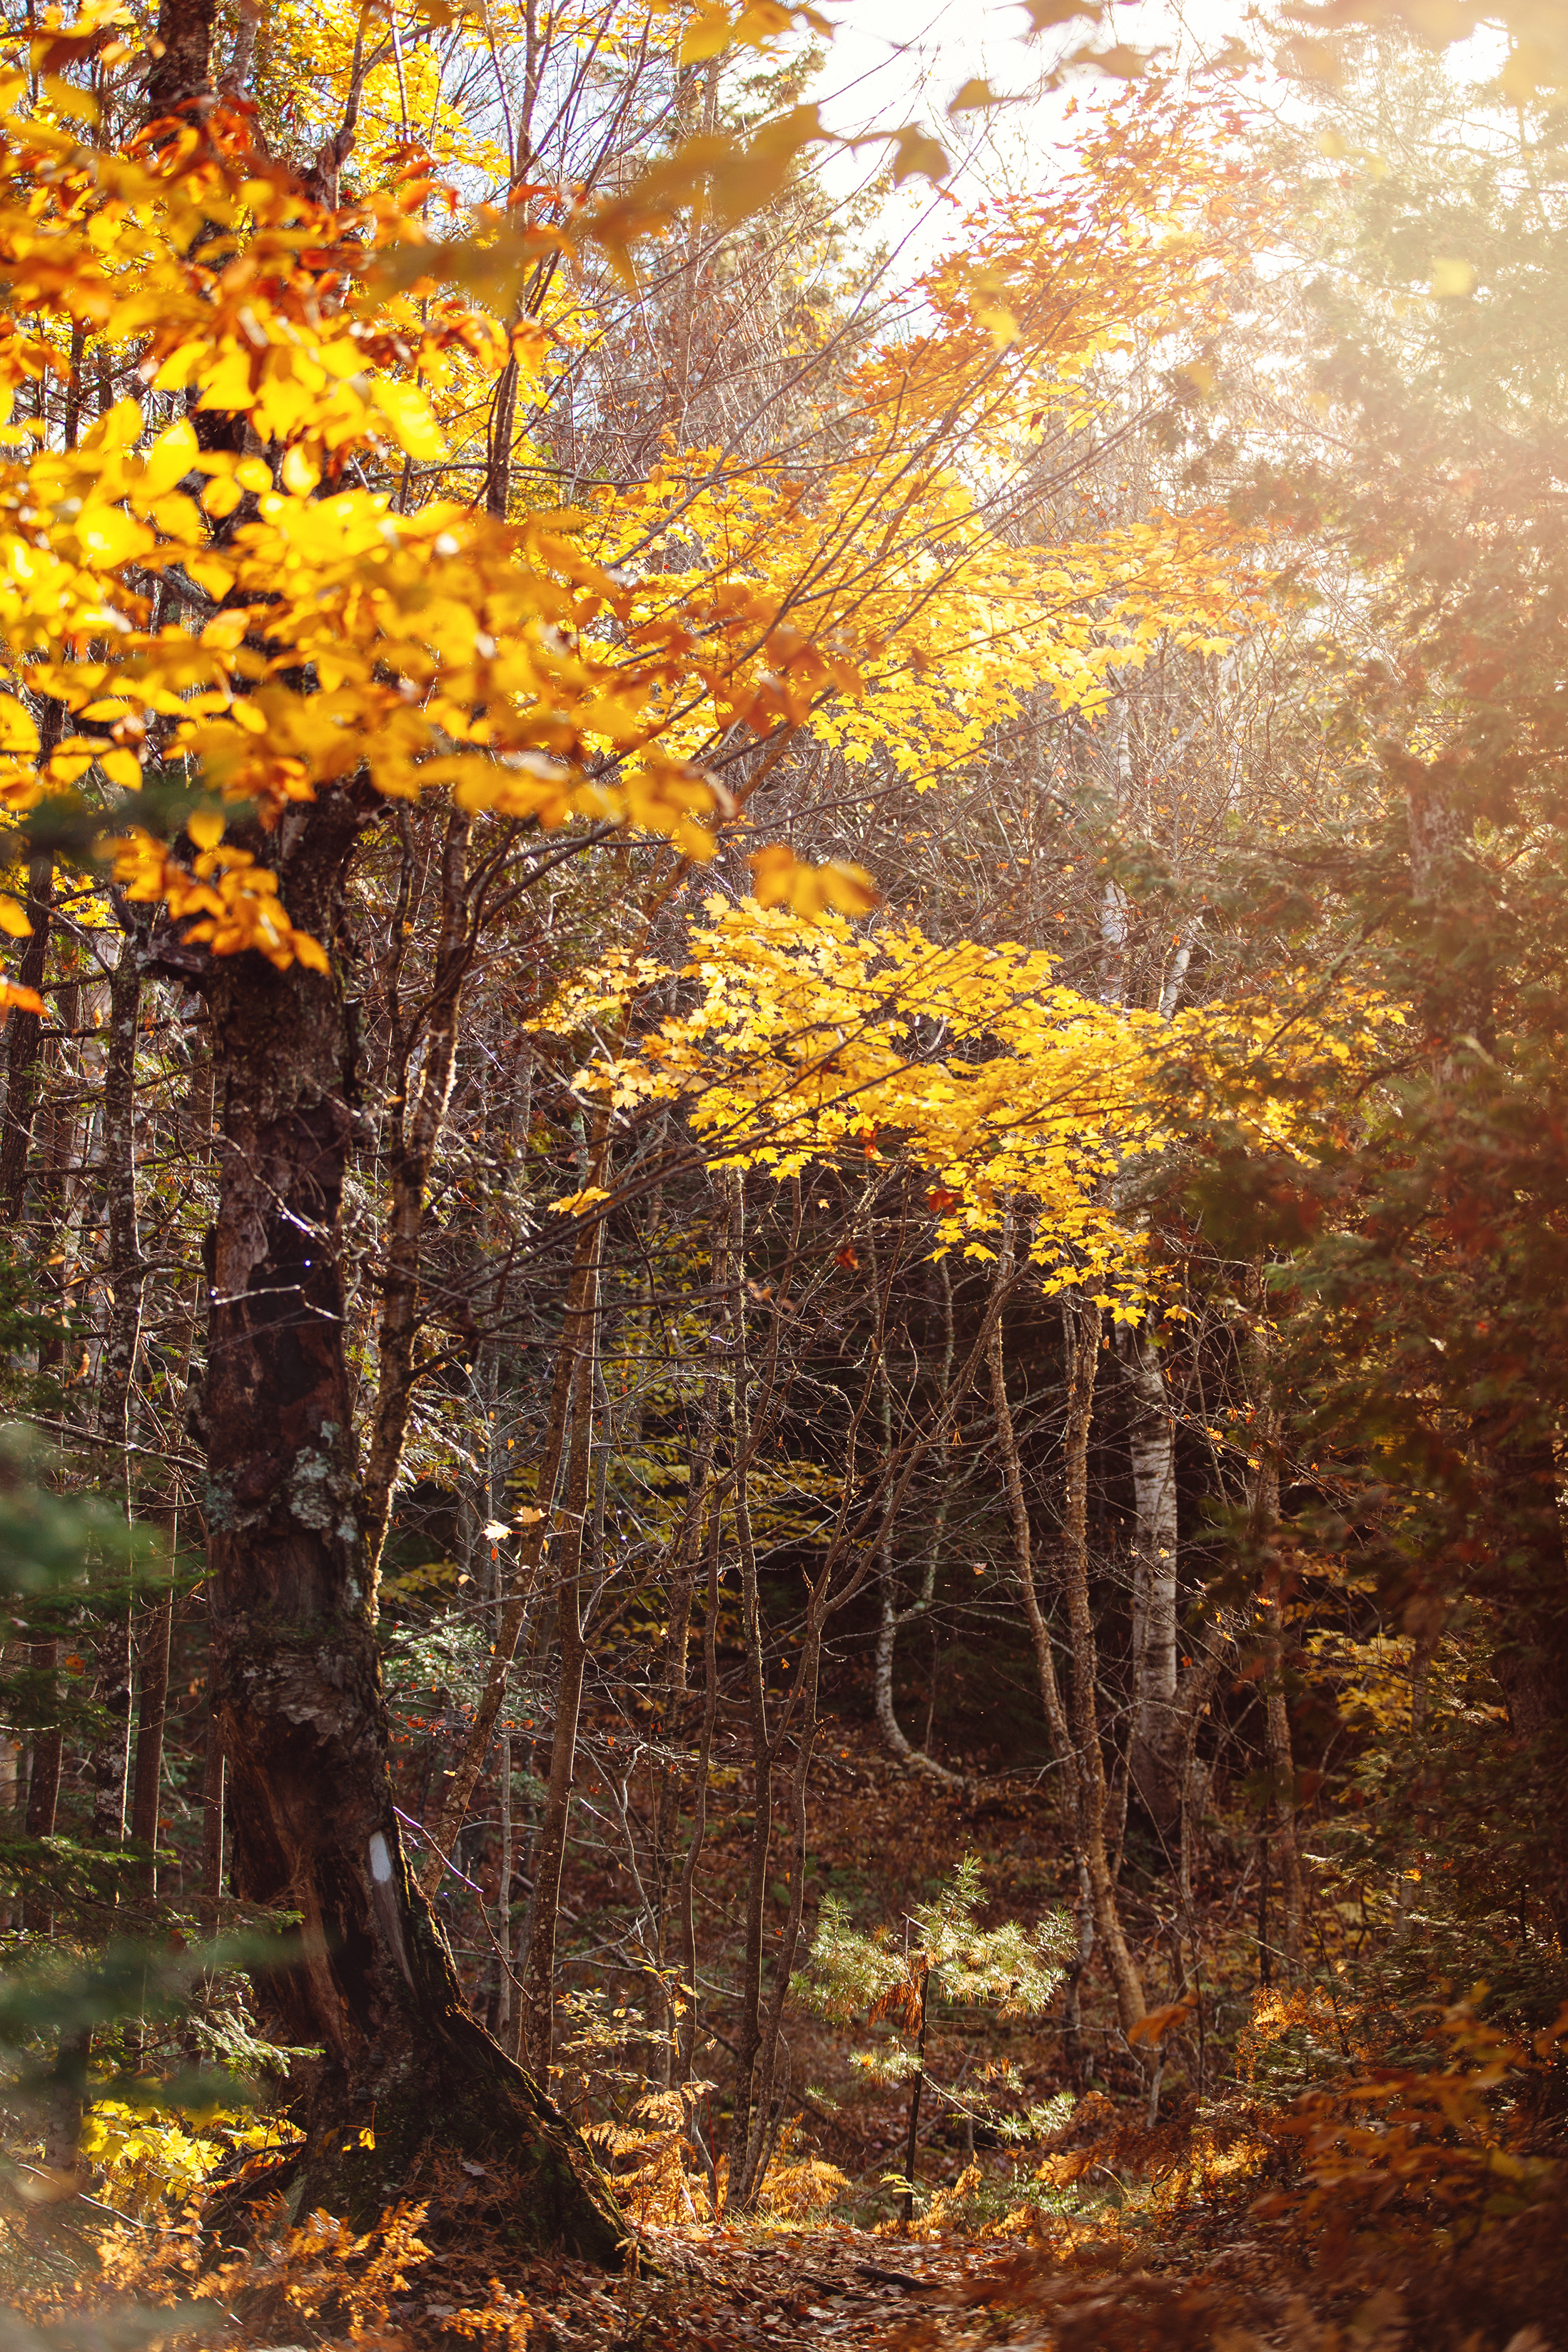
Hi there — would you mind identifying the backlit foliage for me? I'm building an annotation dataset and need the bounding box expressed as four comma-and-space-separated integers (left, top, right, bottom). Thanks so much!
0, 17, 1277, 1000
544, 898, 1405, 1289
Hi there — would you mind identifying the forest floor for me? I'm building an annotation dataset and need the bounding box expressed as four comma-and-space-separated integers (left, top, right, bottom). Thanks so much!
9, 1726, 1567, 2352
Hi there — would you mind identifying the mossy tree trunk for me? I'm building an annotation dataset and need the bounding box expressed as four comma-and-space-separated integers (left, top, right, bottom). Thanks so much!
196, 793, 621, 2251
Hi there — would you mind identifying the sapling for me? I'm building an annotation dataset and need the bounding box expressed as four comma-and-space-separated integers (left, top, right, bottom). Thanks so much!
793, 1854, 1072, 2220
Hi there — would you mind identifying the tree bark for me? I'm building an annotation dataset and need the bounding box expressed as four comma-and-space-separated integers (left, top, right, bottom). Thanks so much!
146, 0, 218, 123
197, 795, 620, 2248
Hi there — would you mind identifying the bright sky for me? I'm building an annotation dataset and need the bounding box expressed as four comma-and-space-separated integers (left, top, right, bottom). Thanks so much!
802, 0, 1273, 268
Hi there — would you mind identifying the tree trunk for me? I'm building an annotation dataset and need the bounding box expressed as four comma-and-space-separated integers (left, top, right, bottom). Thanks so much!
1248, 1354, 1305, 1983
0, 854, 51, 1222
130, 1590, 173, 1894
199, 1690, 224, 1939
988, 1225, 1078, 1819
198, 795, 620, 2249
146, 0, 217, 123
22, 1640, 62, 1937
361, 809, 474, 1606
726, 1180, 773, 2200
1120, 1321, 1183, 1850
874, 1253, 963, 1789
420, 1195, 603, 1890
96, 923, 146, 1477
515, 1217, 600, 2080
1060, 1291, 1145, 2034
900, 1972, 929, 2226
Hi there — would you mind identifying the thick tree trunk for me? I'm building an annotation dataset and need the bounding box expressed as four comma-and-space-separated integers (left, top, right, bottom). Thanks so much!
146, 0, 218, 123
198, 797, 620, 2249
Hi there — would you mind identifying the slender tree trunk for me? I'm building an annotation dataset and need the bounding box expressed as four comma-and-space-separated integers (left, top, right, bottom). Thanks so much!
420, 1196, 604, 1891
196, 797, 619, 2246
515, 1217, 600, 2081
489, 1729, 514, 2042
1060, 1858, 1094, 2086
1120, 1321, 1183, 1849
93, 924, 147, 1900
874, 1256, 963, 1787
901, 1972, 929, 2226
96, 924, 146, 1474
130, 1590, 173, 1893
1246, 1296, 1305, 1983
674, 1499, 722, 2097
199, 1692, 224, 1939
1061, 1291, 1145, 2034
726, 1181, 774, 2200
988, 1222, 1078, 1819
0, 854, 51, 1221
362, 809, 474, 1605
22, 1640, 62, 1936
1259, 1586, 1304, 1982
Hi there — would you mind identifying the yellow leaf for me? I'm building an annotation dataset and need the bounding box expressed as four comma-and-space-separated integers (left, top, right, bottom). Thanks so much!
143, 418, 198, 498
186, 809, 225, 852
949, 78, 1006, 113
369, 379, 445, 461
749, 844, 879, 917
0, 695, 39, 755
891, 125, 951, 186
679, 4, 737, 61
281, 444, 322, 495
81, 396, 144, 453
41, 74, 98, 124
0, 895, 32, 937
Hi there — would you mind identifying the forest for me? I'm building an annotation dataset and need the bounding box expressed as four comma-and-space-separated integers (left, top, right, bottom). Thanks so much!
0, 0, 1565, 2342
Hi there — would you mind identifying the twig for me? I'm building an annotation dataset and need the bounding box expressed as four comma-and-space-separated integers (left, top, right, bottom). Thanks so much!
394, 1807, 523, 1994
